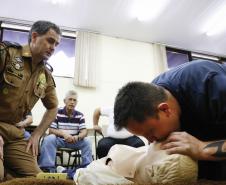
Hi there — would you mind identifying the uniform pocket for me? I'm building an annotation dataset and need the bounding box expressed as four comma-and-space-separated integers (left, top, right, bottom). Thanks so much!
34, 83, 46, 98
3, 68, 23, 87
28, 72, 47, 110
34, 72, 47, 98
34, 86, 46, 98
28, 85, 46, 110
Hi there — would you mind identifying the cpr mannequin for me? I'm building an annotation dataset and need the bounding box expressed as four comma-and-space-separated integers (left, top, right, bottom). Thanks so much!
133, 143, 198, 184
74, 142, 198, 185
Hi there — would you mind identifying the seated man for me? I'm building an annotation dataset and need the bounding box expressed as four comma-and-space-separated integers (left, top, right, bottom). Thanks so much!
38, 90, 93, 172
74, 143, 198, 185
93, 107, 145, 158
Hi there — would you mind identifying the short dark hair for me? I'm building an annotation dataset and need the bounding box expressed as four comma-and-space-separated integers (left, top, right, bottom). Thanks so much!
28, 20, 61, 43
114, 81, 167, 131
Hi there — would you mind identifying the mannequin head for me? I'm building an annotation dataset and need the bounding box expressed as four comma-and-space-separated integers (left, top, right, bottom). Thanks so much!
108, 143, 198, 184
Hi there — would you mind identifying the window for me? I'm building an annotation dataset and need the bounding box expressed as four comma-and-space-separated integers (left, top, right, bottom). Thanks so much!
166, 47, 226, 69
2, 29, 29, 45
166, 47, 191, 69
1, 27, 76, 78
48, 36, 75, 78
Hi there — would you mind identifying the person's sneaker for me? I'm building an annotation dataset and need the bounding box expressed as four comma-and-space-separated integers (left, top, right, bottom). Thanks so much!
56, 166, 67, 173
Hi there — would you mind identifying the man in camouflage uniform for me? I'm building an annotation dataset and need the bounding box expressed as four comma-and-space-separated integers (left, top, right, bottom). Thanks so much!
0, 20, 61, 180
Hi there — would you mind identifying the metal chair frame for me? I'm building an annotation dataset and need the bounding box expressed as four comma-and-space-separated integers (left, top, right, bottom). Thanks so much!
56, 148, 81, 168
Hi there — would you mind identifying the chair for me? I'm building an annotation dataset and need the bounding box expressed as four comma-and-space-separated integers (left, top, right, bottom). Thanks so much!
39, 132, 82, 169
94, 124, 108, 159
55, 148, 81, 169
94, 131, 104, 159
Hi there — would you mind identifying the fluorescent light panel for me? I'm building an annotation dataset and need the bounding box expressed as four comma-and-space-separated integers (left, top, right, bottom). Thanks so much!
62, 31, 77, 37
205, 4, 226, 36
1, 23, 30, 31
44, 0, 71, 5
130, 0, 170, 22
192, 53, 219, 61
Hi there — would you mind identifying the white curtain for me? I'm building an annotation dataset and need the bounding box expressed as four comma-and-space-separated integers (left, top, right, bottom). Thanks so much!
74, 31, 100, 87
151, 43, 168, 77
73, 32, 167, 87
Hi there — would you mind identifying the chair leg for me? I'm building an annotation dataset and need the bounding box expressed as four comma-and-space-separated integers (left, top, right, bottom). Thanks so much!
72, 155, 76, 167
55, 151, 63, 167
71, 151, 81, 167
67, 151, 72, 169
78, 153, 81, 165
56, 149, 82, 169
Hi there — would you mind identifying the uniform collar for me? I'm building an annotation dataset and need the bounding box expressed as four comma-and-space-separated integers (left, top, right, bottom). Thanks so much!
22, 45, 46, 71
22, 45, 32, 58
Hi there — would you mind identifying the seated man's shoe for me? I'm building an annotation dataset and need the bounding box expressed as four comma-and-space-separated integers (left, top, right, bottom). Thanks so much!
56, 166, 67, 173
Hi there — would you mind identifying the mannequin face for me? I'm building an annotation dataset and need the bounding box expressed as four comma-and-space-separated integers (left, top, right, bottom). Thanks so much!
108, 144, 168, 170
134, 143, 198, 184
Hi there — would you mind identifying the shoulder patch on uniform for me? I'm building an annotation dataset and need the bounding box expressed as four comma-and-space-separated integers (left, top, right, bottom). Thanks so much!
0, 42, 8, 51
2, 41, 22, 49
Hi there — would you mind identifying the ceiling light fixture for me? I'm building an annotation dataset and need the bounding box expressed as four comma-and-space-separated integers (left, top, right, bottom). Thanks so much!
191, 53, 219, 61
1, 23, 30, 31
130, 0, 170, 22
204, 4, 226, 36
51, 0, 62, 5
44, 0, 70, 5
62, 31, 77, 37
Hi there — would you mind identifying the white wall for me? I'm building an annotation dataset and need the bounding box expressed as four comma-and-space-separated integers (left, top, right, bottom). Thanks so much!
32, 34, 161, 128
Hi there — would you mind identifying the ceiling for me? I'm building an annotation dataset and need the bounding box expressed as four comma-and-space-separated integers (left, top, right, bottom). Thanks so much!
1, 0, 226, 57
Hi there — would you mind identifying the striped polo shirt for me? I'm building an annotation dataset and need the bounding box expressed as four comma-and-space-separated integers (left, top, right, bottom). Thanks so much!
50, 107, 86, 135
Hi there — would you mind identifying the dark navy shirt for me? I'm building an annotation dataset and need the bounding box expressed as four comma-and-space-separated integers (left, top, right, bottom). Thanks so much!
152, 60, 226, 180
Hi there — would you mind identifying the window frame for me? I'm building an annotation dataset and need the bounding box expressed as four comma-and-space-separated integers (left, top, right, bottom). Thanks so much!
166, 46, 226, 68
